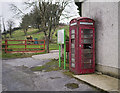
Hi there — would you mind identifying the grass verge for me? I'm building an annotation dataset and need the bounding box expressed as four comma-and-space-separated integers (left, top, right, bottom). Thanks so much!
2, 50, 47, 59
31, 58, 74, 77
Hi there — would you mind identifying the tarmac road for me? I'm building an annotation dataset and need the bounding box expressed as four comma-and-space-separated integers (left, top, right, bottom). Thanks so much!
2, 53, 100, 91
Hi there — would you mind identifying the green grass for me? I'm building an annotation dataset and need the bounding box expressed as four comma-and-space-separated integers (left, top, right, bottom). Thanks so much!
31, 59, 61, 72
4, 26, 69, 41
2, 25, 69, 58
2, 50, 47, 59
49, 43, 59, 50
31, 58, 69, 71
31, 58, 74, 78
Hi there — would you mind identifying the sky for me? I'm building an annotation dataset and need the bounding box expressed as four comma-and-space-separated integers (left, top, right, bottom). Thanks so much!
0, 0, 80, 32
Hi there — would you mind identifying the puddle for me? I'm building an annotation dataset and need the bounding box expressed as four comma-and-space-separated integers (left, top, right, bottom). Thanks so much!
65, 83, 79, 89
50, 77, 61, 79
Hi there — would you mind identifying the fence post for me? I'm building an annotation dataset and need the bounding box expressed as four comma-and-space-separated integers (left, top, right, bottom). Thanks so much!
5, 40, 7, 53
25, 40, 27, 50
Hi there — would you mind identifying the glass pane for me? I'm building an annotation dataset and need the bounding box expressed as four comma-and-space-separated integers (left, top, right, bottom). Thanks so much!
83, 63, 92, 69
83, 44, 93, 49
71, 63, 75, 68
84, 59, 93, 64
71, 29, 75, 68
82, 49, 92, 53
81, 34, 93, 38
71, 44, 75, 48
71, 54, 75, 58
82, 53, 93, 58
71, 35, 75, 39
81, 29, 93, 34
71, 30, 75, 34
81, 39, 92, 43
71, 58, 75, 62
71, 48, 75, 53
71, 39, 75, 43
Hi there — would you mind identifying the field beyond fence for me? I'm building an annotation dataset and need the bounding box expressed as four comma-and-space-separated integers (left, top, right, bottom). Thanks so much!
2, 40, 45, 53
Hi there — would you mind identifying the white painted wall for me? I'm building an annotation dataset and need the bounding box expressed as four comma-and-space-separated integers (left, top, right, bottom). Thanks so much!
82, 2, 119, 69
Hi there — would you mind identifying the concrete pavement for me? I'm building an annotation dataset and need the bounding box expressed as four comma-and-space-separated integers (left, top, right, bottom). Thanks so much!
32, 50, 59, 60
74, 73, 120, 92
2, 58, 99, 91
32, 50, 120, 92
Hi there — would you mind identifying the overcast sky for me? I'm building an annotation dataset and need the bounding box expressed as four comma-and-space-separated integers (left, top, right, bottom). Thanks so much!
0, 0, 80, 32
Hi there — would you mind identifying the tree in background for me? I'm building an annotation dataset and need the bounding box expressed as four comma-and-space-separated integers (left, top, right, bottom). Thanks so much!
37, 1, 70, 53
2, 18, 7, 39
10, 0, 72, 53
20, 14, 30, 36
29, 6, 42, 30
7, 19, 15, 38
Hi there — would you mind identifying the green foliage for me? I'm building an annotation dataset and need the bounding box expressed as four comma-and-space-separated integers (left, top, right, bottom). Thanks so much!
2, 26, 69, 58
2, 50, 47, 59
4, 25, 69, 41
49, 44, 59, 50
31, 58, 70, 72
31, 59, 60, 71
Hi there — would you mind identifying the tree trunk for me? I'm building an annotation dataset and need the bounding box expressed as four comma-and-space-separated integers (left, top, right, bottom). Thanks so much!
24, 29, 27, 36
50, 27, 56, 42
46, 37, 50, 53
9, 27, 12, 38
4, 34, 6, 39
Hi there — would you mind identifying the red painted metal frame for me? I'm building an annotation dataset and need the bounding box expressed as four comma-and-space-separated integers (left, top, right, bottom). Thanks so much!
2, 40, 45, 53
69, 17, 95, 74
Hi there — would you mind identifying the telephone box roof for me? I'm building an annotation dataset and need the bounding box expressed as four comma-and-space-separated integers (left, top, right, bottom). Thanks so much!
70, 17, 95, 22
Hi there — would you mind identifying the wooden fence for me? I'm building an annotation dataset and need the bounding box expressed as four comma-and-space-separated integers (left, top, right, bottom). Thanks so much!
2, 40, 45, 53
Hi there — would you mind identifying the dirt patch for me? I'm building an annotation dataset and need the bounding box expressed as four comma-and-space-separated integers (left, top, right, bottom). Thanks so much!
65, 83, 79, 89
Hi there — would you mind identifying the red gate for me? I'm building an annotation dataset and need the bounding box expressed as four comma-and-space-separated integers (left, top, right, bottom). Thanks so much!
2, 40, 45, 53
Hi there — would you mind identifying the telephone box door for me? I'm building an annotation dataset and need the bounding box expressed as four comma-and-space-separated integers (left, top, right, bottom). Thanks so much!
79, 27, 95, 73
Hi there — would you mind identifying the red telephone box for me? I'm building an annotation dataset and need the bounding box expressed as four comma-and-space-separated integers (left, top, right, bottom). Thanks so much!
69, 17, 95, 74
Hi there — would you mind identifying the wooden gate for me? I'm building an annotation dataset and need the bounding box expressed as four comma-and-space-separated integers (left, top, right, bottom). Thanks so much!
2, 40, 45, 53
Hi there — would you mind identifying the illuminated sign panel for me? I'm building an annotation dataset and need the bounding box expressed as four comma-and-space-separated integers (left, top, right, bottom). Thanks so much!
70, 22, 77, 26
80, 22, 93, 25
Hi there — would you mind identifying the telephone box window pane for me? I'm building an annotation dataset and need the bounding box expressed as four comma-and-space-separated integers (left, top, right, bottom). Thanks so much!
71, 30, 75, 34
81, 29, 93, 34
71, 39, 75, 43
71, 54, 75, 58
71, 48, 75, 53
71, 44, 75, 48
81, 34, 93, 38
83, 63, 92, 69
71, 63, 75, 68
82, 49, 92, 53
71, 58, 75, 62
83, 44, 93, 49
71, 29, 75, 68
84, 59, 93, 64
71, 35, 75, 39
84, 53, 93, 58
82, 53, 93, 58
81, 39, 92, 43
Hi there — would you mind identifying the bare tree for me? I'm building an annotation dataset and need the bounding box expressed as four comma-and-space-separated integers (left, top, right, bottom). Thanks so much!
10, 0, 72, 53
38, 1, 70, 53
7, 19, 14, 38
